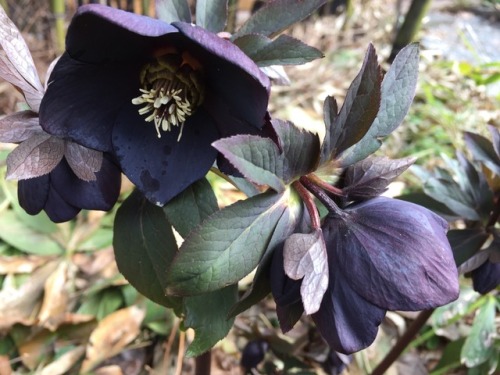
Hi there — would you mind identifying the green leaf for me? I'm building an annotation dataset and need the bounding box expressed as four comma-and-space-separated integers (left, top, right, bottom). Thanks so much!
232, 0, 326, 39
0, 210, 62, 255
96, 288, 124, 320
156, 0, 191, 24
339, 43, 419, 167
164, 178, 218, 238
234, 34, 323, 67
431, 338, 466, 374
195, 0, 227, 33
113, 190, 182, 310
464, 131, 500, 175
78, 228, 113, 251
213, 120, 319, 191
397, 192, 459, 220
166, 190, 290, 295
461, 296, 497, 367
321, 44, 382, 162
183, 284, 237, 357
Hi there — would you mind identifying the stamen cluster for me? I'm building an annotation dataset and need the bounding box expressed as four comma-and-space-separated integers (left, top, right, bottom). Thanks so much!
132, 54, 204, 140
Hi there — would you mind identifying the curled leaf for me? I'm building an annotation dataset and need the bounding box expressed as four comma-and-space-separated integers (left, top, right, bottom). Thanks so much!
283, 229, 329, 314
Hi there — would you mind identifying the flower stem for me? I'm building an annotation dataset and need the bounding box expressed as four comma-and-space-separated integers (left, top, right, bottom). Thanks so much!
299, 176, 345, 218
292, 180, 321, 229
195, 350, 212, 375
371, 309, 434, 375
306, 173, 344, 196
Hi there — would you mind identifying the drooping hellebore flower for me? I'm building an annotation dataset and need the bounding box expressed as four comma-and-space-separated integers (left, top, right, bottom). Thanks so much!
0, 6, 121, 223
271, 197, 459, 354
472, 260, 500, 294
39, 4, 271, 205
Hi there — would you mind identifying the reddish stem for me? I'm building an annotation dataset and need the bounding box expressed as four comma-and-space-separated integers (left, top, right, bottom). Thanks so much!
306, 173, 344, 196
292, 180, 321, 229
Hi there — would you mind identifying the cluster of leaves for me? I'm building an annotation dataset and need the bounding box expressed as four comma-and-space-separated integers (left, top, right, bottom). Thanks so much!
403, 125, 500, 374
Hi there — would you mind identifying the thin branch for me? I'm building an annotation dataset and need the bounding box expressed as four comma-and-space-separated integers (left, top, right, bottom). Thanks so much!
292, 180, 321, 229
195, 350, 212, 375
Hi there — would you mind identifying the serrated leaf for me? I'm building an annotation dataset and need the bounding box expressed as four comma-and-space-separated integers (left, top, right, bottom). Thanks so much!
0, 7, 44, 111
448, 229, 490, 267
64, 142, 103, 182
6, 133, 64, 180
464, 131, 500, 176
155, 0, 191, 24
195, 0, 227, 33
0, 210, 62, 255
163, 178, 218, 238
283, 229, 328, 315
322, 44, 382, 162
461, 296, 497, 367
233, 0, 326, 39
113, 190, 182, 310
234, 34, 323, 67
183, 284, 237, 357
166, 190, 289, 295
339, 43, 419, 167
397, 192, 460, 221
343, 156, 416, 200
0, 111, 41, 143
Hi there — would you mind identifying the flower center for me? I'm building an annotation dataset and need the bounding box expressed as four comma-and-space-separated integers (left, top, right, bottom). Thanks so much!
132, 52, 205, 140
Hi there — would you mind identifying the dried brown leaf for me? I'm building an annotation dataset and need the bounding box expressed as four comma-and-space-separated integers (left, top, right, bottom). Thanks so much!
39, 346, 86, 375
0, 261, 58, 331
65, 142, 103, 181
0, 355, 12, 375
283, 229, 329, 315
17, 329, 53, 370
0, 255, 46, 274
81, 306, 145, 373
6, 133, 64, 180
95, 365, 124, 375
38, 261, 71, 331
0, 110, 41, 143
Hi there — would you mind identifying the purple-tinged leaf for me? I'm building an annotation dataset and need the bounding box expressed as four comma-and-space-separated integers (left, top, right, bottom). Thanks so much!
342, 156, 416, 200
0, 110, 41, 143
166, 190, 290, 295
463, 131, 500, 176
233, 0, 326, 39
64, 142, 103, 182
234, 34, 323, 67
312, 262, 386, 354
398, 192, 460, 221
322, 44, 382, 161
448, 228, 489, 267
323, 197, 459, 311
213, 120, 320, 191
113, 190, 182, 310
0, 7, 44, 111
195, 0, 227, 33
213, 134, 284, 192
183, 284, 237, 357
340, 43, 419, 167
488, 125, 500, 159
318, 96, 338, 165
6, 133, 64, 180
458, 250, 490, 275
283, 229, 328, 315
155, 0, 191, 24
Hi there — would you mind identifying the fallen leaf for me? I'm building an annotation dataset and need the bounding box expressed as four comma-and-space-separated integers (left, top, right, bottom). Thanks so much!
0, 255, 46, 274
17, 329, 54, 370
0, 355, 12, 375
80, 306, 145, 373
95, 365, 124, 375
39, 346, 85, 375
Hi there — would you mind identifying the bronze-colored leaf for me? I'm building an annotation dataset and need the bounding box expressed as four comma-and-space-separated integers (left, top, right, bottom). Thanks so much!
65, 142, 103, 182
0, 110, 41, 143
39, 346, 86, 375
6, 133, 65, 180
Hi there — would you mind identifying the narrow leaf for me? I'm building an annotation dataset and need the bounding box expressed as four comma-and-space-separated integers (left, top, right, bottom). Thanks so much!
283, 229, 329, 315
113, 190, 182, 309
325, 44, 382, 160
448, 228, 490, 267
234, 34, 323, 67
183, 284, 237, 357
195, 0, 227, 33
6, 133, 65, 180
464, 131, 500, 175
64, 142, 103, 182
233, 0, 326, 39
156, 0, 191, 24
166, 191, 289, 295
164, 178, 218, 238
0, 111, 41, 143
340, 43, 419, 167
343, 156, 416, 200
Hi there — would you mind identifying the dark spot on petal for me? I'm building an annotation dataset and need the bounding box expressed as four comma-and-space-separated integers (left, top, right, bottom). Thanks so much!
140, 170, 160, 192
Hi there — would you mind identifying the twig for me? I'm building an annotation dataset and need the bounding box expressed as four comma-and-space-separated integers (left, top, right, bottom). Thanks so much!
174, 330, 186, 375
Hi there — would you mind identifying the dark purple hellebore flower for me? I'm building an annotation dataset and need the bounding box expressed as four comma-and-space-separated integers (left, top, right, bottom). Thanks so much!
271, 197, 459, 354
472, 260, 500, 294
39, 4, 271, 206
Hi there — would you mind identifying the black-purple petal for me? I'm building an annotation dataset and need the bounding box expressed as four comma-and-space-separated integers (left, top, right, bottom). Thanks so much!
472, 260, 500, 294
43, 183, 81, 223
18, 175, 49, 215
112, 105, 219, 205
323, 197, 459, 311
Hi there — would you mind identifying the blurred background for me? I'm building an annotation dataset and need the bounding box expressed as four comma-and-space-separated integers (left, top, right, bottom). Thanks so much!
0, 0, 498, 374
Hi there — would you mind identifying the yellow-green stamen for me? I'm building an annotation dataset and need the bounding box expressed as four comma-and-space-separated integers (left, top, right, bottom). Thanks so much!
132, 53, 205, 141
